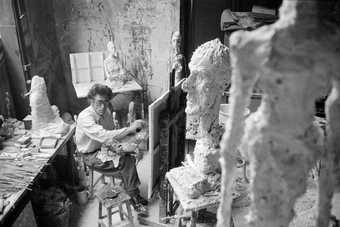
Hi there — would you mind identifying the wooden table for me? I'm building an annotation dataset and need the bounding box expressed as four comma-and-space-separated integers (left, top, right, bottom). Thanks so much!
0, 125, 75, 226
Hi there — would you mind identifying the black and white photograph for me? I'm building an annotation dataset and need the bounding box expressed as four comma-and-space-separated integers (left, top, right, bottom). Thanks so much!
0, 0, 339, 226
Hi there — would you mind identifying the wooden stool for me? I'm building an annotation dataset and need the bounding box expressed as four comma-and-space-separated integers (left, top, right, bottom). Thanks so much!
88, 165, 124, 196
95, 185, 133, 227
78, 152, 124, 197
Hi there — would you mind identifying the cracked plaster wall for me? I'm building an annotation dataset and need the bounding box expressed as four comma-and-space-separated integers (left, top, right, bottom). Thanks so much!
54, 0, 180, 103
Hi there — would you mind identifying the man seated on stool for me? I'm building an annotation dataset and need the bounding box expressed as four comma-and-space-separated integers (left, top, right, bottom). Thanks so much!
75, 83, 148, 212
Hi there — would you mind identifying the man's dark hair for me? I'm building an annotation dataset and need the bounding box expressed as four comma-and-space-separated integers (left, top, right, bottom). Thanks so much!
87, 83, 113, 101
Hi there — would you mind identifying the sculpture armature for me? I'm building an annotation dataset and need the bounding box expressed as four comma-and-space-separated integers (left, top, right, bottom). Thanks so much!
180, 39, 230, 195
217, 0, 340, 227
169, 31, 187, 85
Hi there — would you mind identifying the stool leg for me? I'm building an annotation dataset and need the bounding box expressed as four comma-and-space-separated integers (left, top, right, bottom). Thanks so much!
126, 201, 134, 225
175, 217, 182, 227
98, 202, 103, 227
190, 211, 197, 227
107, 208, 112, 227
84, 161, 89, 175
101, 176, 106, 184
119, 204, 124, 220
90, 169, 94, 195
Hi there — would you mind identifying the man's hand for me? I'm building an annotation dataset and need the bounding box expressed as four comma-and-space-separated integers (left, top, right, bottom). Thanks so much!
128, 119, 146, 134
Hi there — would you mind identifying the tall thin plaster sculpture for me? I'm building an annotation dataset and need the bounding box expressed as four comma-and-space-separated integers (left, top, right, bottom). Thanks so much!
217, 0, 340, 226
30, 75, 69, 134
181, 38, 230, 189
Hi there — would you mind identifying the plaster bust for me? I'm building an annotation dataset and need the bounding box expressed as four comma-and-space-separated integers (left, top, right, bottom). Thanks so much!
104, 41, 131, 88
182, 38, 230, 174
182, 39, 230, 145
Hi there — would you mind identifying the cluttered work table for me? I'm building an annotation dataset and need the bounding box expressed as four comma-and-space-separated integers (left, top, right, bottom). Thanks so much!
0, 118, 75, 226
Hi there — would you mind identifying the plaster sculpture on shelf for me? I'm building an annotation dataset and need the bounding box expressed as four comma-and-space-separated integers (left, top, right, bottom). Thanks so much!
168, 31, 187, 85
29, 75, 69, 135
176, 38, 230, 197
217, 0, 340, 226
104, 41, 132, 89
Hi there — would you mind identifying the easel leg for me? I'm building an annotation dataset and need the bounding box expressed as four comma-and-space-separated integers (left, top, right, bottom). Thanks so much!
169, 182, 174, 215
159, 179, 169, 223
107, 208, 112, 227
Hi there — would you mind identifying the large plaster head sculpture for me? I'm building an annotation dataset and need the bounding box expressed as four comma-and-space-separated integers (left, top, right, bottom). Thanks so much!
182, 38, 230, 144
181, 39, 230, 177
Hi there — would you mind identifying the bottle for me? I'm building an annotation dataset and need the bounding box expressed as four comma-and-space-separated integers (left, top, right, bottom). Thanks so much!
112, 112, 120, 129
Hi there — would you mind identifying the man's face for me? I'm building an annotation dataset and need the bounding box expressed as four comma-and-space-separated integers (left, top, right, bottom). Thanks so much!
91, 94, 109, 116
182, 69, 216, 116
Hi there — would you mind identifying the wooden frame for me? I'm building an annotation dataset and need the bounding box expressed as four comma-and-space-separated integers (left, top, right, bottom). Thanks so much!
70, 51, 105, 84
148, 78, 186, 199
148, 91, 170, 199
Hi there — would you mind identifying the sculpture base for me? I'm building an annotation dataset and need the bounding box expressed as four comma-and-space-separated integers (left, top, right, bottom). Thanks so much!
166, 165, 220, 199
